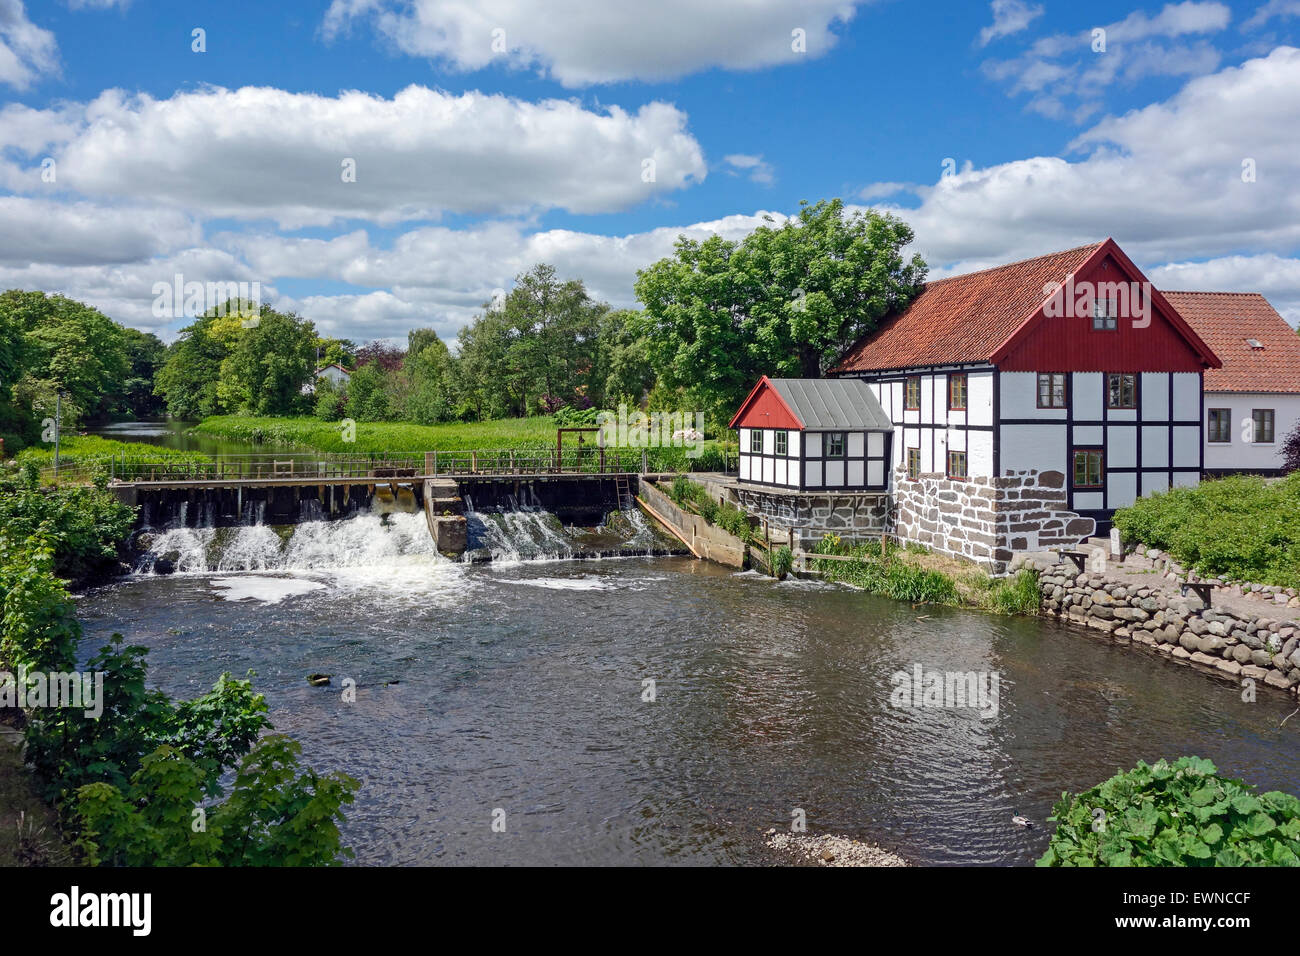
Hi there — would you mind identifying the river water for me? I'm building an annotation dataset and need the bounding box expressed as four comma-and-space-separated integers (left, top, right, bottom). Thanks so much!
73, 509, 1300, 866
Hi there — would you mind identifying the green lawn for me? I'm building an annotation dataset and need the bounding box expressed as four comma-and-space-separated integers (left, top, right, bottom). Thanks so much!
16, 436, 210, 478
194, 415, 561, 454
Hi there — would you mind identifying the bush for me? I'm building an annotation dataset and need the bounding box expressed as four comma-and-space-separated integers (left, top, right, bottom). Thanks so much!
1112, 473, 1300, 588
1039, 757, 1300, 867
980, 569, 1041, 616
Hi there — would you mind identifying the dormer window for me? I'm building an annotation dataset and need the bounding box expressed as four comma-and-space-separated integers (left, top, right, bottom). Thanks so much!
1247, 338, 1265, 350
1091, 297, 1118, 331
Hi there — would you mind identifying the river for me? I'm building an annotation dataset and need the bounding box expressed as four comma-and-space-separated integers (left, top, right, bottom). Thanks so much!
72, 508, 1300, 866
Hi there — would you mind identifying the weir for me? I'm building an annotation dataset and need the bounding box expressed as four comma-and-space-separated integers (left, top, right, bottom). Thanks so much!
121, 470, 689, 570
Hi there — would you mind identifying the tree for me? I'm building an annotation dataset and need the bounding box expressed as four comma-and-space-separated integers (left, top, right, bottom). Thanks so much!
404, 335, 456, 424
115, 327, 166, 418
635, 199, 926, 419
217, 305, 317, 416
154, 307, 245, 420
594, 309, 655, 409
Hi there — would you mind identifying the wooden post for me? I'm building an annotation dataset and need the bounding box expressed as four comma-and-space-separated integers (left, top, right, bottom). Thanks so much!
641, 449, 648, 474
425, 451, 434, 476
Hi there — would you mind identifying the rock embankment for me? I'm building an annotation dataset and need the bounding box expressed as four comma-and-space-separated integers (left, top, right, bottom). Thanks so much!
1037, 566, 1300, 696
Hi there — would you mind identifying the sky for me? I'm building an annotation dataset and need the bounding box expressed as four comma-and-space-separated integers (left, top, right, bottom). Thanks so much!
2, 0, 1299, 346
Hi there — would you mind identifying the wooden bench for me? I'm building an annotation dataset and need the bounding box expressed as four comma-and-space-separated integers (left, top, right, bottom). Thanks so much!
1060, 550, 1091, 573
1180, 581, 1216, 607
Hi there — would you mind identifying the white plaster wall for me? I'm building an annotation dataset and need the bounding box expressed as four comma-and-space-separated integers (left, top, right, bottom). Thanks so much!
1000, 372, 1065, 420
968, 370, 994, 426
1001, 423, 1065, 473
1141, 426, 1169, 467
1203, 393, 1300, 471
1107, 425, 1138, 469
1073, 373, 1103, 420
1141, 373, 1169, 420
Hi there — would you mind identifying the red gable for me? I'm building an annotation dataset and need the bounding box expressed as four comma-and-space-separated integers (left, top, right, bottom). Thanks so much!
728, 375, 803, 429
831, 238, 1219, 374
1164, 291, 1300, 394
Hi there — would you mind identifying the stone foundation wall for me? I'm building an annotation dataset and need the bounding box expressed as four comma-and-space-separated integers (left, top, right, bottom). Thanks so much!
1038, 567, 1300, 697
892, 467, 1093, 573
734, 488, 889, 551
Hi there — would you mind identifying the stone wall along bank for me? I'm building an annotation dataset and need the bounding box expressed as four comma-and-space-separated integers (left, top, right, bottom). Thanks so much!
1037, 567, 1300, 697
733, 486, 888, 551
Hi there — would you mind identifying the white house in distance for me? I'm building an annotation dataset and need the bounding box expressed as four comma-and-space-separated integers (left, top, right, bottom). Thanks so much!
729, 377, 894, 491
302, 363, 352, 396
1164, 291, 1300, 475
730, 238, 1225, 572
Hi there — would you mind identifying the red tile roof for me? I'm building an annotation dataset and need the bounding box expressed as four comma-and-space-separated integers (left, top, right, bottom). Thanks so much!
830, 242, 1105, 373
1162, 291, 1300, 394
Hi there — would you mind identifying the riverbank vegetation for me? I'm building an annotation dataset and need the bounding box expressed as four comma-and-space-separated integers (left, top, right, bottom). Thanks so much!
0, 291, 166, 455
667, 475, 755, 543
15, 436, 210, 478
1039, 757, 1300, 867
0, 488, 359, 865
1112, 473, 1300, 589
810, 534, 1040, 614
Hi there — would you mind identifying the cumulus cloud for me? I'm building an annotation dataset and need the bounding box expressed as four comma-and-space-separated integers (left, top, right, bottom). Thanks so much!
1149, 254, 1300, 325
1243, 0, 1300, 29
979, 0, 1043, 46
1, 85, 707, 227
0, 0, 58, 90
322, 0, 866, 86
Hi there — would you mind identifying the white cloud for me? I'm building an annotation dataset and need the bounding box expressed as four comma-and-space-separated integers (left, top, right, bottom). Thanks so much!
322, 0, 866, 86
1149, 253, 1300, 324
982, 2, 1232, 119
0, 197, 198, 265
722, 153, 775, 185
1244, 0, 1300, 29
979, 0, 1043, 46
2, 85, 707, 227
0, 0, 58, 90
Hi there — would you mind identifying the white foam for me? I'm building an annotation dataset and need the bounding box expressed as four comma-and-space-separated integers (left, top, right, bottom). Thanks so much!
211, 576, 326, 604
502, 576, 611, 591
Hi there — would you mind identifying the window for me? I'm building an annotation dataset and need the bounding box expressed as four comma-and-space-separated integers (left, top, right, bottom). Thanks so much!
1106, 373, 1137, 409
1092, 297, 1118, 331
749, 429, 763, 454
947, 450, 968, 480
948, 373, 967, 411
907, 447, 921, 480
904, 376, 921, 410
1252, 409, 1275, 443
1037, 373, 1067, 409
1073, 449, 1104, 488
824, 432, 845, 458
1207, 408, 1231, 444
774, 430, 788, 456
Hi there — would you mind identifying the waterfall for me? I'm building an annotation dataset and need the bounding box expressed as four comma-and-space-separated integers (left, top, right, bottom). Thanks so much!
136, 510, 439, 574
462, 502, 681, 563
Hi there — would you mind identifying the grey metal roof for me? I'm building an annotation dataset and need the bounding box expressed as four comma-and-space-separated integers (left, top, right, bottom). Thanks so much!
768, 378, 892, 431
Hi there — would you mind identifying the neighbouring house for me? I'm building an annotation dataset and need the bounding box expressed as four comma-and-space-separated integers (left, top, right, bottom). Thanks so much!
302, 363, 352, 396
731, 238, 1224, 572
729, 377, 894, 491
1162, 291, 1300, 476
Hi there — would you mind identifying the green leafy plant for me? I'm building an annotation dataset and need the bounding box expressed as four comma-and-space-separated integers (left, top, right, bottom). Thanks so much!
1039, 757, 1300, 867
772, 545, 793, 580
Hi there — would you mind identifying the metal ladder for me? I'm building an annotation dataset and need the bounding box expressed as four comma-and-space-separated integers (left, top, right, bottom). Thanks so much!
613, 472, 633, 510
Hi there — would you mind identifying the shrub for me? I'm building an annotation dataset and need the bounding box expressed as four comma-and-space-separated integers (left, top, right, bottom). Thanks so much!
982, 569, 1041, 615
1039, 757, 1300, 867
772, 545, 793, 580
1112, 473, 1300, 588
0, 471, 135, 584
1283, 420, 1300, 475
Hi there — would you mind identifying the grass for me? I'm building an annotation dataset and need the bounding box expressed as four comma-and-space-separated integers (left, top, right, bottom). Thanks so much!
195, 415, 561, 454
15, 436, 211, 484
1112, 472, 1300, 588
810, 533, 1040, 614
195, 415, 737, 470
665, 475, 755, 544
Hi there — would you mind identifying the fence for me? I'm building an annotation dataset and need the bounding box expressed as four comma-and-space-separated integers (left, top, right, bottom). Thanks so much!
89, 447, 736, 483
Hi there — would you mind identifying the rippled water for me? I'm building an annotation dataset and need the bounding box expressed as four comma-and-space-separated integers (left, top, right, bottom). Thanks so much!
75, 516, 1300, 866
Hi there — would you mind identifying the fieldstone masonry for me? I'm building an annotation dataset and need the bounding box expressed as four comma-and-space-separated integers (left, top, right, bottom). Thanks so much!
1034, 564, 1300, 698
893, 467, 1094, 573
734, 487, 889, 551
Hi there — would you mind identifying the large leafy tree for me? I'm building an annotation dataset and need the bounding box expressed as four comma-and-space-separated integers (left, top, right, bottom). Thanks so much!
634, 199, 926, 418
218, 305, 317, 416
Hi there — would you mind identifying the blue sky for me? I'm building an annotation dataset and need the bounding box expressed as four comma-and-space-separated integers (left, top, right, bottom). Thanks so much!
2, 0, 1299, 343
